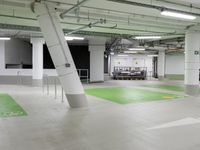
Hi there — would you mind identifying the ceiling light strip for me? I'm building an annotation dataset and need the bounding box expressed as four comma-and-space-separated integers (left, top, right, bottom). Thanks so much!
161, 10, 196, 20
0, 37, 11, 40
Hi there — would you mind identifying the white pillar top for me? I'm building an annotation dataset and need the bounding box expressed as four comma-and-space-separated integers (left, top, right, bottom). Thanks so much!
30, 38, 45, 44
88, 37, 107, 45
186, 25, 200, 34
88, 37, 107, 52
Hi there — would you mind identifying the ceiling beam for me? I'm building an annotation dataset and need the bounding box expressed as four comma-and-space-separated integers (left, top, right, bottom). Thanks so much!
107, 0, 200, 17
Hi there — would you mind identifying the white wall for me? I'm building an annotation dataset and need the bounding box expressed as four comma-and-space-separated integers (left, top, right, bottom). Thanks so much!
5, 38, 32, 65
0, 40, 57, 77
110, 55, 153, 76
165, 54, 184, 75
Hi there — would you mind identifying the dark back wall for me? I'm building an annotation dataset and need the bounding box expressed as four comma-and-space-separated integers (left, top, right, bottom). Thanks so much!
43, 44, 90, 71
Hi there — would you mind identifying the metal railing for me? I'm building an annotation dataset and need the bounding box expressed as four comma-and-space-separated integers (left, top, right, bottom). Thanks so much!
54, 77, 64, 103
43, 69, 89, 103
43, 74, 49, 95
43, 76, 64, 103
17, 71, 22, 85
77, 69, 89, 83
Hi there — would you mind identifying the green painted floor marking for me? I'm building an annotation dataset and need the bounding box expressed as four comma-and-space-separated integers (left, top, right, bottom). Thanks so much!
142, 85, 184, 92
85, 87, 183, 104
0, 94, 27, 118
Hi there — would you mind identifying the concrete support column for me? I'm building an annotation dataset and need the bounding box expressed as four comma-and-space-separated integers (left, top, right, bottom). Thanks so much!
31, 38, 45, 86
0, 41, 5, 72
158, 50, 165, 80
108, 55, 111, 76
184, 30, 200, 96
34, 2, 87, 108
89, 38, 106, 82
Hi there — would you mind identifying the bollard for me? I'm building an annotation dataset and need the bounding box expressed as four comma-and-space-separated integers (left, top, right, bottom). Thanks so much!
54, 78, 57, 99
61, 87, 64, 103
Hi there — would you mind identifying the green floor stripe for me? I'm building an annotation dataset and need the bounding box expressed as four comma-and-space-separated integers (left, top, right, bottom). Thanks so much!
0, 94, 27, 118
142, 85, 184, 92
85, 87, 183, 104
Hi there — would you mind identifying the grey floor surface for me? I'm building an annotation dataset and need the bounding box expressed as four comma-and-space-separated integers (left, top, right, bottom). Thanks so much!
0, 80, 200, 150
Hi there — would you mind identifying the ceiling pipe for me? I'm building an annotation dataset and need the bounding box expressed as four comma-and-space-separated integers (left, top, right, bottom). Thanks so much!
0, 13, 184, 36
66, 18, 106, 35
1, 0, 199, 25
0, 13, 174, 34
64, 14, 186, 31
60, 0, 90, 19
0, 23, 133, 38
107, 0, 200, 17
0, 0, 197, 27
49, 1, 200, 23
63, 21, 180, 34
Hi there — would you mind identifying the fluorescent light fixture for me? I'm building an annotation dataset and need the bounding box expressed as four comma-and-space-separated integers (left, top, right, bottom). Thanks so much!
161, 10, 196, 20
0, 37, 10, 40
118, 54, 129, 57
65, 36, 84, 41
110, 52, 115, 55
124, 51, 137, 54
135, 36, 161, 40
128, 47, 145, 51
147, 54, 158, 57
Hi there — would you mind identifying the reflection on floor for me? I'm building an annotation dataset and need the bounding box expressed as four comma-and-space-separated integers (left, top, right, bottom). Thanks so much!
0, 80, 200, 150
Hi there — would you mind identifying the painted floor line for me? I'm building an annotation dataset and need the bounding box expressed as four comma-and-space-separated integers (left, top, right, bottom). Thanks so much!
147, 117, 200, 130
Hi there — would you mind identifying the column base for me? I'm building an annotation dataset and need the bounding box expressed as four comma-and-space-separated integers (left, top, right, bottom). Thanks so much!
32, 79, 43, 87
90, 80, 104, 83
66, 94, 88, 108
185, 85, 199, 96
158, 76, 165, 80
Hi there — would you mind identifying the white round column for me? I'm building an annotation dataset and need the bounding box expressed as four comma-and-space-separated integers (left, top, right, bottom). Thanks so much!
31, 38, 45, 86
158, 50, 165, 80
185, 29, 200, 96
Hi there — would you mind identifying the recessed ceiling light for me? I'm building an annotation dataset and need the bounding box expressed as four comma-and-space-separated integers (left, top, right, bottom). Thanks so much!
161, 10, 196, 20
0, 37, 11, 40
128, 48, 145, 51
110, 52, 115, 55
65, 36, 84, 41
147, 54, 158, 57
135, 36, 161, 40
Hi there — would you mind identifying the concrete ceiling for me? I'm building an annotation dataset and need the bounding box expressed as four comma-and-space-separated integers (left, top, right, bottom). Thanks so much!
0, 0, 199, 54
0, 0, 200, 36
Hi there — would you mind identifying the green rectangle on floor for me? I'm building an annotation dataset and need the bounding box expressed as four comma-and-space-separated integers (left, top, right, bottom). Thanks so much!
85, 87, 183, 104
0, 94, 27, 118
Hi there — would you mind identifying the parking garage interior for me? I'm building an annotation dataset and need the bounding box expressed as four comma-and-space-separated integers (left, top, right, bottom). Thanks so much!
1, 0, 200, 150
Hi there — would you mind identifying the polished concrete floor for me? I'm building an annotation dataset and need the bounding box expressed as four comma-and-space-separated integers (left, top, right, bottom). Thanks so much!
0, 80, 200, 150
